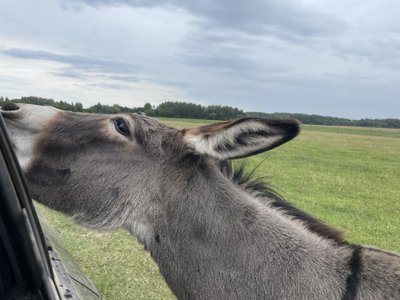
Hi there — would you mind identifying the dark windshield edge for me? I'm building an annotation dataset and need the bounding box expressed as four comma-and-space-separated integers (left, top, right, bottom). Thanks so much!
0, 115, 60, 299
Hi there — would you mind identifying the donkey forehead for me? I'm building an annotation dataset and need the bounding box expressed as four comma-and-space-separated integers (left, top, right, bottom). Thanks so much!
53, 111, 167, 130
51, 111, 179, 147
0, 103, 174, 134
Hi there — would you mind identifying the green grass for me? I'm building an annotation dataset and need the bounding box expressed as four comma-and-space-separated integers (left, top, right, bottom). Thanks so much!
37, 205, 175, 300
37, 120, 400, 299
302, 124, 400, 138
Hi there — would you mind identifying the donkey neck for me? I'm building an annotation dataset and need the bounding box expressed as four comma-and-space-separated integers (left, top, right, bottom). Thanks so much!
148, 160, 349, 299
156, 159, 334, 249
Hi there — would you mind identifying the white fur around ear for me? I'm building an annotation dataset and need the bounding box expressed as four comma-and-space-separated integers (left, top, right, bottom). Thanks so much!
183, 118, 299, 159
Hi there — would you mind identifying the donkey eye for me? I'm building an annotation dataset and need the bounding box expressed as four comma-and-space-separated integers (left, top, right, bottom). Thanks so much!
113, 118, 130, 136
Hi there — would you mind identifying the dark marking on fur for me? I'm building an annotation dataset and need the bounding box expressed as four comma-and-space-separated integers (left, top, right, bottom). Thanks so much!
1, 102, 19, 111
191, 223, 207, 242
179, 153, 202, 169
242, 206, 258, 228
342, 245, 363, 300
155, 234, 161, 243
26, 162, 71, 186
111, 187, 120, 200
34, 112, 110, 156
215, 141, 236, 152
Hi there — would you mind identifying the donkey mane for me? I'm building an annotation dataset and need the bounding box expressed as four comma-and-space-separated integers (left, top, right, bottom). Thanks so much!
219, 160, 345, 243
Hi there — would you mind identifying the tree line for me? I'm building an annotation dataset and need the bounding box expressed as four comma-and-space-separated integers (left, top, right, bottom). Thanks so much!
144, 101, 246, 120
0, 96, 143, 114
246, 112, 400, 129
0, 97, 245, 120
1, 96, 399, 128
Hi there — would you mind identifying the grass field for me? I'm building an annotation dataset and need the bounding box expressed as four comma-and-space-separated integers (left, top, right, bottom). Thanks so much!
302, 124, 400, 138
37, 120, 400, 300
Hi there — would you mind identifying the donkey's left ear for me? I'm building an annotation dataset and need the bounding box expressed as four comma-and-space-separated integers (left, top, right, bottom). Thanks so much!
181, 118, 300, 159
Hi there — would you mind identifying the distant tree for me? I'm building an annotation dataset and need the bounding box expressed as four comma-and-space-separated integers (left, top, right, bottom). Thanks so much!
2, 96, 399, 128
144, 102, 152, 111
75, 102, 84, 112
150, 102, 245, 120
143, 102, 153, 115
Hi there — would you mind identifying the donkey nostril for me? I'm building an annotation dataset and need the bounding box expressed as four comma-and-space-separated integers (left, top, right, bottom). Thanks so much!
1, 103, 20, 111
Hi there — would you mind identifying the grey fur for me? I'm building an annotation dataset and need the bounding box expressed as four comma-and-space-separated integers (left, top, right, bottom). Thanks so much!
219, 160, 346, 242
1, 104, 399, 299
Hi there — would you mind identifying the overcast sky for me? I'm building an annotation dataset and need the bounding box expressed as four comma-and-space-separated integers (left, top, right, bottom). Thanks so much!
1, 0, 399, 118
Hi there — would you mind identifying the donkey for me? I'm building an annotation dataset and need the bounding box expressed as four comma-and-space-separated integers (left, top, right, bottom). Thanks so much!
1, 103, 399, 299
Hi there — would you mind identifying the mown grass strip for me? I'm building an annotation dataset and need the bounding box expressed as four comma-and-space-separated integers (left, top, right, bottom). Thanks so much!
301, 124, 400, 138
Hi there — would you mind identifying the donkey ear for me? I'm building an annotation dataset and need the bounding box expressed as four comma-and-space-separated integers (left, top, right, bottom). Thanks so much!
182, 118, 300, 159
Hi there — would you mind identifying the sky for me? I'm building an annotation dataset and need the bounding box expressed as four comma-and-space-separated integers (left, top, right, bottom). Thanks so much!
0, 0, 399, 119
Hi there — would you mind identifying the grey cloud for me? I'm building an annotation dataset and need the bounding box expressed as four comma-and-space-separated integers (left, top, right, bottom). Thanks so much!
184, 72, 400, 119
0, 75, 35, 87
56, 0, 352, 93
52, 68, 85, 79
179, 51, 292, 86
102, 74, 140, 83
184, 0, 344, 37
1, 48, 138, 74
331, 35, 400, 70
54, 68, 141, 83
2, 0, 399, 118
181, 52, 258, 72
86, 82, 131, 90
175, 30, 294, 88
63, 0, 345, 38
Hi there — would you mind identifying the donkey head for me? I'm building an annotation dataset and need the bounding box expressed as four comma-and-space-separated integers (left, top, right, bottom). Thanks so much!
1, 103, 299, 245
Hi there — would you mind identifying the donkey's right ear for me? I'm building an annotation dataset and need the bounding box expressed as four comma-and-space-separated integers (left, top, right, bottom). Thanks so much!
181, 118, 300, 160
